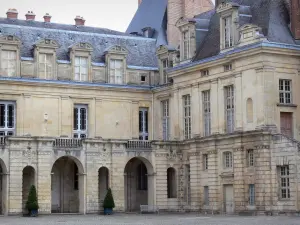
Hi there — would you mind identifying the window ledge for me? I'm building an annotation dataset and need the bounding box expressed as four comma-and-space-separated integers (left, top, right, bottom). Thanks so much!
277, 103, 297, 108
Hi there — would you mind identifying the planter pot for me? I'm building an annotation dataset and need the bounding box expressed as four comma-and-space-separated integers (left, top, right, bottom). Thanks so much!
29, 209, 38, 217
104, 208, 113, 215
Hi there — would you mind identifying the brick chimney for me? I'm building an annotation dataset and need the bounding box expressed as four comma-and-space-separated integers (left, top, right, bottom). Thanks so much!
291, 0, 300, 39
215, 0, 225, 8
74, 16, 85, 26
138, 0, 142, 5
6, 8, 18, 19
25, 11, 36, 21
43, 13, 51, 23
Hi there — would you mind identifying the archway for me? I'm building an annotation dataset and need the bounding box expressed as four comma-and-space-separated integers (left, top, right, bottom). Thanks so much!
22, 166, 36, 214
0, 159, 7, 215
98, 167, 109, 211
124, 157, 154, 212
51, 156, 84, 213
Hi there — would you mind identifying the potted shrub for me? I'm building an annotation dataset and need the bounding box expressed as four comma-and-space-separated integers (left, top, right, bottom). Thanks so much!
25, 185, 39, 217
103, 188, 115, 215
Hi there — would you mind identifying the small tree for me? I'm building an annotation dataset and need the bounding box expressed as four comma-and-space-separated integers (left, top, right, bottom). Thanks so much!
25, 185, 39, 211
103, 188, 115, 209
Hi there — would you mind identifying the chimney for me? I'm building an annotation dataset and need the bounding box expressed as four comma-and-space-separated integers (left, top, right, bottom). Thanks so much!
74, 16, 85, 26
25, 11, 36, 21
6, 8, 18, 19
138, 0, 142, 5
43, 13, 51, 23
215, 0, 224, 8
291, 0, 300, 39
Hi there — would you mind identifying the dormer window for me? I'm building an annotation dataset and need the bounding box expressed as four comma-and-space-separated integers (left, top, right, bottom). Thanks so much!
1, 50, 17, 77
109, 59, 123, 84
224, 16, 233, 48
39, 53, 53, 79
182, 31, 190, 60
74, 56, 88, 81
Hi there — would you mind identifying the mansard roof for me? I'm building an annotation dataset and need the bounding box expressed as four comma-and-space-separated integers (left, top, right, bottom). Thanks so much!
0, 17, 158, 68
193, 0, 293, 61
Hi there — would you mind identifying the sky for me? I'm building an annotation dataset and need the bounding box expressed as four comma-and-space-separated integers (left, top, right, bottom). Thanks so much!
1, 0, 215, 32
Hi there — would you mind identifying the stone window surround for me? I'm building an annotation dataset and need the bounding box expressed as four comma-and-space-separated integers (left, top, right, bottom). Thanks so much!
139, 107, 149, 140
279, 79, 292, 104
156, 45, 175, 85
70, 49, 92, 82
183, 94, 192, 140
0, 44, 20, 77
0, 101, 16, 136
278, 165, 291, 200
248, 184, 255, 206
167, 167, 177, 198
73, 104, 88, 139
247, 149, 254, 167
224, 85, 235, 133
203, 154, 208, 170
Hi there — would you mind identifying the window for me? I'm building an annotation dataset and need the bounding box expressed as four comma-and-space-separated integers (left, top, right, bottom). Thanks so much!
224, 64, 232, 72
183, 95, 191, 139
279, 166, 290, 199
203, 154, 208, 170
74, 56, 88, 81
247, 149, 254, 167
1, 50, 17, 77
279, 79, 292, 104
204, 186, 209, 205
162, 59, 168, 84
167, 167, 177, 198
0, 101, 15, 136
74, 162, 79, 190
224, 16, 233, 48
139, 108, 148, 140
39, 53, 53, 79
182, 31, 190, 60
280, 112, 293, 138
201, 70, 209, 77
137, 163, 147, 190
225, 85, 234, 133
73, 104, 88, 139
141, 75, 146, 82
110, 59, 123, 84
202, 90, 211, 136
249, 184, 255, 205
223, 151, 233, 168
162, 100, 169, 141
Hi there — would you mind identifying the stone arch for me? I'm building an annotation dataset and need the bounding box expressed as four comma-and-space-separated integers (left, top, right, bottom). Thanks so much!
124, 157, 154, 212
0, 158, 7, 215
167, 167, 177, 198
246, 98, 253, 123
51, 156, 85, 214
22, 166, 36, 214
98, 167, 109, 211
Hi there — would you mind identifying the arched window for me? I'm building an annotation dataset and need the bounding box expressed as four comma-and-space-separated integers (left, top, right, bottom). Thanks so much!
167, 167, 177, 198
246, 98, 253, 123
137, 163, 147, 190
223, 151, 233, 168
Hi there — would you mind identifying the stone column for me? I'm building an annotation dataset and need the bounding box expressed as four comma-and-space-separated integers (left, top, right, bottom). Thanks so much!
234, 73, 243, 131
79, 173, 86, 214
172, 90, 180, 140
155, 151, 168, 210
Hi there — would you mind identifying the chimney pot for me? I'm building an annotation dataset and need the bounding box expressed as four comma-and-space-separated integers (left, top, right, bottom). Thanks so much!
43, 13, 51, 22
6, 8, 18, 19
74, 16, 85, 26
25, 11, 36, 21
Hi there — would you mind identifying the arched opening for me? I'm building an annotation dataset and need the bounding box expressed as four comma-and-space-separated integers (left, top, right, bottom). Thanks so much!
98, 167, 109, 211
124, 157, 154, 212
167, 167, 177, 198
22, 166, 36, 214
0, 159, 7, 215
51, 156, 84, 213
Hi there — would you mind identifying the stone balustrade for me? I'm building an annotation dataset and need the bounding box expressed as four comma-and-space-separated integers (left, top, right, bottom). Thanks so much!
126, 140, 152, 150
0, 136, 6, 146
53, 138, 83, 149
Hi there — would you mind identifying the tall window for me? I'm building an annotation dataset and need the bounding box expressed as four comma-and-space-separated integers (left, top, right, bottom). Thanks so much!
139, 108, 148, 140
183, 95, 191, 139
0, 101, 15, 136
167, 167, 177, 198
279, 79, 292, 104
39, 53, 53, 79
74, 56, 88, 81
203, 154, 208, 170
162, 100, 169, 141
110, 59, 123, 84
224, 16, 233, 48
204, 186, 209, 206
247, 149, 254, 167
182, 31, 190, 60
249, 184, 255, 205
202, 90, 211, 136
162, 59, 168, 84
73, 104, 88, 139
223, 151, 233, 168
279, 166, 290, 199
225, 85, 234, 133
137, 163, 147, 190
1, 50, 17, 77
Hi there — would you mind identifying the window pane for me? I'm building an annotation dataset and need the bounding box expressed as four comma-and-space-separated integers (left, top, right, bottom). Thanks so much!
74, 108, 78, 130
0, 104, 4, 128
80, 108, 87, 130
7, 104, 14, 128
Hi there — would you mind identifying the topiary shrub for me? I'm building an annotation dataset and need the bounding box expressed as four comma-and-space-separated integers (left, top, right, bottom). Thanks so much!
25, 185, 39, 215
103, 188, 115, 209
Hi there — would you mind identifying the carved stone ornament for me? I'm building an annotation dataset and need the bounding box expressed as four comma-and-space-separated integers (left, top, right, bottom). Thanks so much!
216, 2, 239, 14
70, 42, 93, 51
35, 39, 59, 48
167, 148, 177, 161
0, 35, 21, 45
105, 45, 128, 54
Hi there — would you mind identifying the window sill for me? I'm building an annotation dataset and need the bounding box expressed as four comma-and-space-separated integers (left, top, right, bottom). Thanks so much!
277, 103, 297, 108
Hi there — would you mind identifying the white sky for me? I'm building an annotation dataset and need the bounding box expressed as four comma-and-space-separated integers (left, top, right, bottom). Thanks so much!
1, 0, 215, 32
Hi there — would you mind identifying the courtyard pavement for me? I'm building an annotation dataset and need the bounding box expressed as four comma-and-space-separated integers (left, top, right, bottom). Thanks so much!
1, 213, 300, 225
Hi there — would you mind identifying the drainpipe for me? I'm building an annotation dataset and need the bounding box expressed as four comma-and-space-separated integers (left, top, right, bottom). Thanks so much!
152, 91, 154, 140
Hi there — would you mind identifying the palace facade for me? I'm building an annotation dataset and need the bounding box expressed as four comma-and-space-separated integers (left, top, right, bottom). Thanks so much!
1, 0, 300, 216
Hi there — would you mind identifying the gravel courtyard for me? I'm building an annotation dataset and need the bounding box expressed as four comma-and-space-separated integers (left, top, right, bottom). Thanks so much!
1, 214, 300, 225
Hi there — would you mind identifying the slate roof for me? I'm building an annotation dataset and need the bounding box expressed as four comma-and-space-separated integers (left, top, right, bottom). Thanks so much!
0, 18, 158, 68
126, 0, 168, 46
193, 0, 294, 61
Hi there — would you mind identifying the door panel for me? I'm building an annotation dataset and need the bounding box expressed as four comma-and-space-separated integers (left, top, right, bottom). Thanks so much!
224, 185, 234, 213
280, 112, 293, 137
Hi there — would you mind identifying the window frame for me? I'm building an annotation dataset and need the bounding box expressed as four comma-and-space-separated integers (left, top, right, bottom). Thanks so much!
203, 154, 208, 171
1, 50, 17, 77
162, 58, 169, 84
162, 100, 170, 141
182, 30, 190, 60
223, 151, 233, 168
74, 56, 88, 82
0, 101, 16, 136
39, 53, 54, 79
202, 90, 211, 136
279, 79, 292, 104
183, 94, 192, 140
109, 59, 124, 84
279, 165, 290, 200
247, 149, 254, 167
249, 184, 255, 206
204, 186, 209, 206
224, 85, 235, 133
73, 104, 88, 139
139, 107, 149, 140
223, 16, 233, 48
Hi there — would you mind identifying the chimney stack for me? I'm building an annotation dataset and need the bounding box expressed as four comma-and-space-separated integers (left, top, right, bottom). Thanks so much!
6, 8, 18, 19
138, 0, 142, 5
291, 0, 300, 39
215, 0, 224, 8
25, 11, 36, 21
43, 13, 51, 23
74, 16, 85, 26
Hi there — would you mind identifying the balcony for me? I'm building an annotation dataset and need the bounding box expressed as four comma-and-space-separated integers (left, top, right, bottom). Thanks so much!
125, 140, 152, 150
53, 138, 83, 149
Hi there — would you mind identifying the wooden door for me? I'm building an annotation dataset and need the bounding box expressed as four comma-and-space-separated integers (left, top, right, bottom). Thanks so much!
223, 184, 234, 214
280, 112, 293, 138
